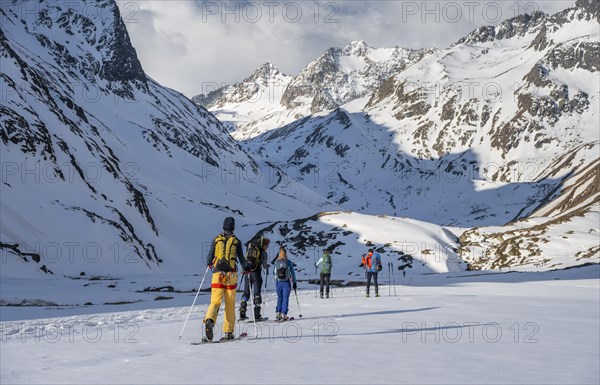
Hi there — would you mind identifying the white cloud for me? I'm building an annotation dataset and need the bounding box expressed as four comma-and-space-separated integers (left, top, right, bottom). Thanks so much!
119, 0, 574, 98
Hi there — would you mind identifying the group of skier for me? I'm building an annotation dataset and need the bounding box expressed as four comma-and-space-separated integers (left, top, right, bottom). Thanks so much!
202, 217, 384, 341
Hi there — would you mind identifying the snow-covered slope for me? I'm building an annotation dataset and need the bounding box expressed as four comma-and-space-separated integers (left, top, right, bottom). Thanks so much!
0, 0, 335, 279
245, 106, 562, 227
459, 161, 600, 271
252, 211, 465, 279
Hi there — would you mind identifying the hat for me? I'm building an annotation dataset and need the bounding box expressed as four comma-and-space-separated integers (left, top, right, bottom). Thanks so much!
223, 217, 235, 232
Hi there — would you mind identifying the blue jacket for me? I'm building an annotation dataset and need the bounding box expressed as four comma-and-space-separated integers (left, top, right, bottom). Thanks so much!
273, 258, 296, 284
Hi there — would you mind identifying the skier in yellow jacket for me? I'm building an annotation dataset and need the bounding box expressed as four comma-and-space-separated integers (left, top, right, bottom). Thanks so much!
204, 217, 248, 341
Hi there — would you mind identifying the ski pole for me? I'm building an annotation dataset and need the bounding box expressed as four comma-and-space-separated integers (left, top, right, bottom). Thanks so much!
237, 272, 247, 322
179, 266, 210, 340
392, 263, 397, 296
290, 276, 303, 318
314, 254, 318, 298
388, 262, 392, 297
247, 272, 259, 338
315, 265, 319, 298
265, 267, 269, 292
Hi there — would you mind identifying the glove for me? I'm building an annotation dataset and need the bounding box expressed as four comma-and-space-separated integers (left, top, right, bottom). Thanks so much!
314, 263, 318, 267
293, 282, 297, 290
359, 263, 364, 268
244, 264, 251, 272
208, 264, 214, 270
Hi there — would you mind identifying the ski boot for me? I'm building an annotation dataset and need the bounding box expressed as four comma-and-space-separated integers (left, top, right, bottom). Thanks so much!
254, 306, 262, 321
205, 319, 215, 341
276, 312, 282, 321
320, 292, 324, 299
239, 301, 248, 320
222, 332, 235, 341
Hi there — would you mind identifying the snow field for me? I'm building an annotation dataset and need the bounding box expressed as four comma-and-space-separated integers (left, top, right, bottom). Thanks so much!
1, 267, 598, 384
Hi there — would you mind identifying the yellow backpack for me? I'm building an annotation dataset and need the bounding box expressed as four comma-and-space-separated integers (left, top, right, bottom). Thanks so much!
212, 234, 239, 272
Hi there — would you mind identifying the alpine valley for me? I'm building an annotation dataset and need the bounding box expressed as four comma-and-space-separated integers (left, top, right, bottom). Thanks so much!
1, 0, 598, 304
1, 1, 598, 384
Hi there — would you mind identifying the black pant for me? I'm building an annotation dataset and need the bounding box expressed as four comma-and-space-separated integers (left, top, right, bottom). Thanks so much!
366, 271, 378, 295
241, 271, 262, 305
320, 273, 331, 296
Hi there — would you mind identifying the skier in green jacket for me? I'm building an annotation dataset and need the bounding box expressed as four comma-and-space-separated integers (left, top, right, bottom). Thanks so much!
315, 248, 333, 298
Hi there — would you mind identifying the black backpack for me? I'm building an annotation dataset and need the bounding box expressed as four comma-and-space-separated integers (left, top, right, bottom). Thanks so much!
245, 238, 262, 271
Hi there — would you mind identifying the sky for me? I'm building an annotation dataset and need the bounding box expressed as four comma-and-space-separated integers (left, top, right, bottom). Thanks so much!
118, 0, 573, 98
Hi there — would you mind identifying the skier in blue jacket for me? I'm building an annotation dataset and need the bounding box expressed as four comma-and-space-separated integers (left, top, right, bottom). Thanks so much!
273, 247, 297, 321
359, 249, 382, 297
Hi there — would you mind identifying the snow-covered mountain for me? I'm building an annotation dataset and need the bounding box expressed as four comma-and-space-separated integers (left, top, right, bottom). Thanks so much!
193, 63, 290, 111
193, 41, 432, 140
191, 0, 599, 271
192, 62, 293, 138
1, 2, 598, 382
0, 0, 334, 279
244, 0, 599, 226
280, 40, 432, 113
1, 0, 597, 289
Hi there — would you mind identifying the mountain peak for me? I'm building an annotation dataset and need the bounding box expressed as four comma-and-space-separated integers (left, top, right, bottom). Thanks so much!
246, 62, 283, 82
345, 40, 371, 55
98, 3, 147, 86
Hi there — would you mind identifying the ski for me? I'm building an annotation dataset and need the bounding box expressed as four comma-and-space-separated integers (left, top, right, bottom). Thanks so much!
244, 317, 269, 323
274, 317, 295, 323
191, 332, 248, 345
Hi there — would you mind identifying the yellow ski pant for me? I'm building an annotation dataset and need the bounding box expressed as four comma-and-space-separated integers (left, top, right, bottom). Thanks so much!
204, 272, 238, 333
